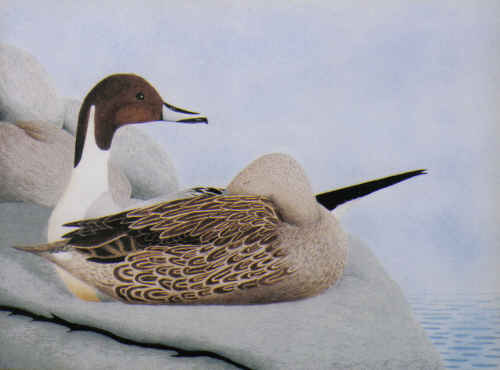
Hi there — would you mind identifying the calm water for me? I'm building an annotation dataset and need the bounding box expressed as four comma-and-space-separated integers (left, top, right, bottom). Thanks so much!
407, 292, 500, 369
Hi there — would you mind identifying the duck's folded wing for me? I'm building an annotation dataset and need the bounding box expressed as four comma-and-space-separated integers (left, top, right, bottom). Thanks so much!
62, 194, 281, 263
63, 194, 298, 303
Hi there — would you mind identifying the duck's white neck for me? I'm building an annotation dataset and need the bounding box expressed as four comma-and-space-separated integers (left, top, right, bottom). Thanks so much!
48, 106, 112, 241
72, 110, 110, 190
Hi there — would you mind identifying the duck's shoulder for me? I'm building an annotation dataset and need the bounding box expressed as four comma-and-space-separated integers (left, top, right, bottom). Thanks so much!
187, 186, 225, 196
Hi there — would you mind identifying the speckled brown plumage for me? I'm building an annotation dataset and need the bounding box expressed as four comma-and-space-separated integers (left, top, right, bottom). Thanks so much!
59, 193, 294, 304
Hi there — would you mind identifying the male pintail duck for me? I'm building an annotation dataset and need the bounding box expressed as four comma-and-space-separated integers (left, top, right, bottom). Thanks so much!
45, 73, 207, 301
48, 74, 208, 242
15, 74, 425, 304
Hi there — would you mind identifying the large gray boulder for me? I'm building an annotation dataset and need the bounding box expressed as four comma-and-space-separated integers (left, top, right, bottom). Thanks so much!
0, 202, 442, 370
0, 120, 131, 207
63, 98, 179, 199
0, 44, 64, 127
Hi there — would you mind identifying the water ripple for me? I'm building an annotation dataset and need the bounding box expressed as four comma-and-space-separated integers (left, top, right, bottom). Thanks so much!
408, 291, 500, 369
471, 364, 498, 368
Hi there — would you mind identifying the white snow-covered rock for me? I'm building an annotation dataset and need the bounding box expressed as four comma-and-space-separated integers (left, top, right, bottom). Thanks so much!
0, 202, 442, 370
0, 120, 131, 207
0, 44, 64, 128
63, 98, 179, 199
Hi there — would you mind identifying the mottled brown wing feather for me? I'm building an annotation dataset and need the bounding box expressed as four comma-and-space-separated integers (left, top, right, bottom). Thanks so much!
63, 194, 295, 303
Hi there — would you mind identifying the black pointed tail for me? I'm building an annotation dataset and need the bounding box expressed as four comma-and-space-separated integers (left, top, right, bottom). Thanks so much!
315, 169, 427, 211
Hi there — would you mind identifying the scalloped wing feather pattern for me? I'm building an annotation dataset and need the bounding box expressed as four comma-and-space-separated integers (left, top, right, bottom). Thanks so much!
63, 194, 295, 304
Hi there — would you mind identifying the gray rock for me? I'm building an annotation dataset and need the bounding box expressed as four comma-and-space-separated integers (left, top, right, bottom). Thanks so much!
63, 98, 179, 199
0, 202, 442, 370
0, 121, 131, 207
111, 125, 180, 199
62, 97, 81, 134
0, 44, 64, 128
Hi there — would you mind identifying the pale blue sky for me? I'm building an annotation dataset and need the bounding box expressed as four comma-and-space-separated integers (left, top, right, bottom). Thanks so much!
2, 1, 499, 293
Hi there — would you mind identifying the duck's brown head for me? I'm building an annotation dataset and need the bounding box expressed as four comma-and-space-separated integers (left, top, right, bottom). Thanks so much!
75, 74, 207, 167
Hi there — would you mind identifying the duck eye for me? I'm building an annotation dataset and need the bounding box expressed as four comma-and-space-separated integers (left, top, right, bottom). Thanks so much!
136, 92, 145, 100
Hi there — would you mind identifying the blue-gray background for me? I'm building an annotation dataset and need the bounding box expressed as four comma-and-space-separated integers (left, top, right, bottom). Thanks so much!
2, 1, 498, 295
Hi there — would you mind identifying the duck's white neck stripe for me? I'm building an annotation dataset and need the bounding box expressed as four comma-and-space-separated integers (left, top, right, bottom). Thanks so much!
48, 105, 112, 241
70, 118, 111, 203
76, 105, 110, 184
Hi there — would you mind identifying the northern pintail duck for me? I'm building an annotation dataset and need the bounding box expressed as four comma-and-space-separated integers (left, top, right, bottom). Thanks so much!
48, 74, 207, 242
44, 74, 206, 300
15, 74, 425, 304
